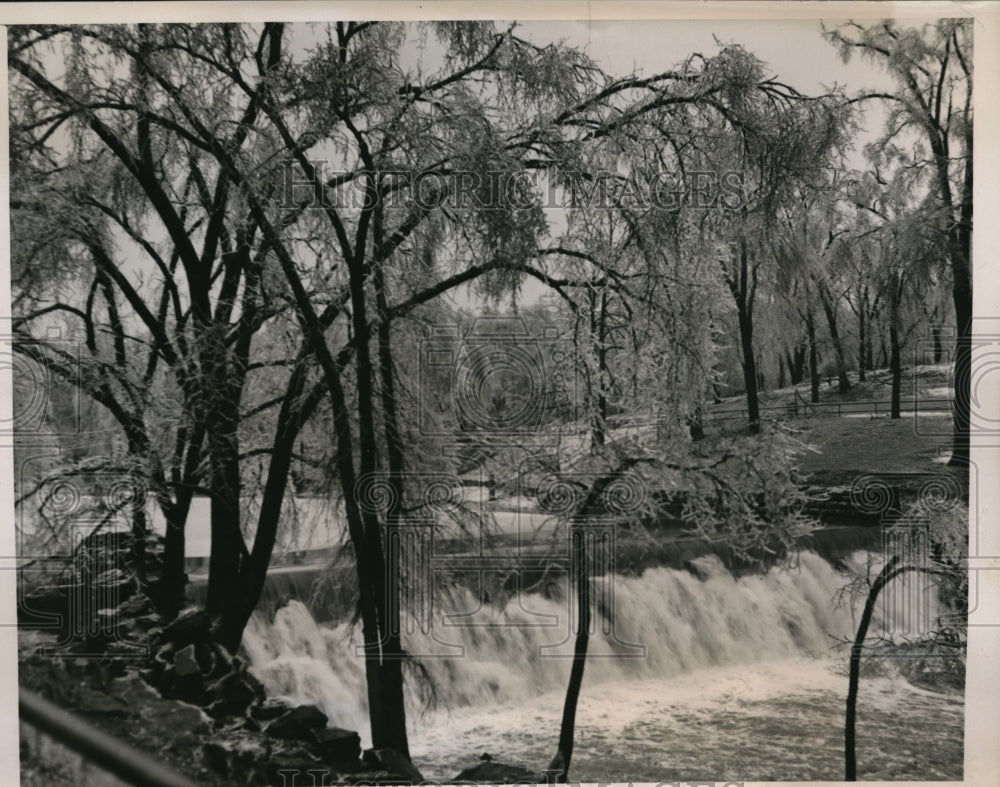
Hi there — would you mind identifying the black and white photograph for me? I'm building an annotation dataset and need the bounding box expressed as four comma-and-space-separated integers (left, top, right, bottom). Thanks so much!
3, 4, 998, 786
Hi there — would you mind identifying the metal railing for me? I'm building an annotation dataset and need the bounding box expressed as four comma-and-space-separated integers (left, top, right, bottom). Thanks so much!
19, 688, 198, 787
703, 396, 952, 425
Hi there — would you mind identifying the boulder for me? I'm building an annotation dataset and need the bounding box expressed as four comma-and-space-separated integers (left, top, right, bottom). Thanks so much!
251, 697, 289, 722
266, 704, 329, 741
116, 592, 156, 618
202, 741, 231, 774
203, 738, 271, 781
194, 642, 217, 674
139, 700, 210, 740
208, 643, 234, 679
160, 608, 212, 647
310, 727, 361, 763
263, 746, 330, 787
173, 644, 200, 676
243, 717, 262, 733
205, 671, 261, 719
172, 669, 206, 705
154, 641, 176, 668
364, 748, 424, 783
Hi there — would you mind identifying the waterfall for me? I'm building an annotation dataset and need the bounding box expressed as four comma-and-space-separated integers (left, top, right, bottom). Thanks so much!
241, 550, 937, 741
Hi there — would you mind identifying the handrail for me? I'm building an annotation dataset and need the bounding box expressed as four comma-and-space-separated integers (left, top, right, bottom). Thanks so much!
704, 396, 951, 423
19, 688, 198, 787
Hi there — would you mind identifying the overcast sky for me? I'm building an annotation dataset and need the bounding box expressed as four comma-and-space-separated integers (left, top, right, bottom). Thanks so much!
441, 18, 909, 307
526, 19, 897, 94
19, 17, 944, 311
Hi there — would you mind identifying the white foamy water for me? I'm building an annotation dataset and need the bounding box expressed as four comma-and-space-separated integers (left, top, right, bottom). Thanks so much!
241, 551, 962, 781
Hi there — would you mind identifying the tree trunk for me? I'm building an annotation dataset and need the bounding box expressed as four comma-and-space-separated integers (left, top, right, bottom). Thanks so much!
944, 127, 972, 468
890, 321, 902, 419
778, 354, 786, 390
373, 242, 411, 763
806, 311, 820, 404
215, 362, 312, 652
688, 404, 705, 442
589, 288, 609, 449
865, 314, 875, 372
739, 308, 760, 433
205, 395, 244, 618
159, 507, 186, 619
549, 521, 591, 783
157, 423, 204, 620
949, 266, 972, 466
889, 276, 902, 419
820, 287, 851, 393
734, 242, 760, 434
846, 558, 896, 781
122, 438, 149, 592
787, 342, 806, 386
722, 239, 760, 433
348, 223, 411, 760
857, 287, 867, 383
846, 558, 925, 780
245, 155, 413, 757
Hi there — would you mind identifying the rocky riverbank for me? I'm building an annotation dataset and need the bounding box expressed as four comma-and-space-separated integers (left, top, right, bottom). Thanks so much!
19, 626, 543, 786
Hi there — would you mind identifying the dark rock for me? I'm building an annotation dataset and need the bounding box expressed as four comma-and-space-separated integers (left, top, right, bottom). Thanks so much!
174, 644, 200, 676
203, 738, 271, 781
104, 640, 146, 658
194, 642, 216, 674
138, 700, 209, 739
202, 741, 230, 774
310, 727, 361, 763
454, 761, 543, 783
154, 641, 176, 667
205, 671, 260, 719
172, 669, 206, 705
366, 748, 424, 783
116, 592, 156, 618
208, 643, 234, 679
94, 568, 132, 593
160, 608, 212, 647
95, 608, 120, 631
104, 622, 149, 663
264, 746, 329, 787
112, 673, 158, 699
101, 659, 129, 680
251, 697, 288, 722
266, 704, 328, 740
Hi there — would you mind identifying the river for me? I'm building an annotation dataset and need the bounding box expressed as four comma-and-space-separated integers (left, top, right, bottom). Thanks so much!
240, 550, 964, 782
